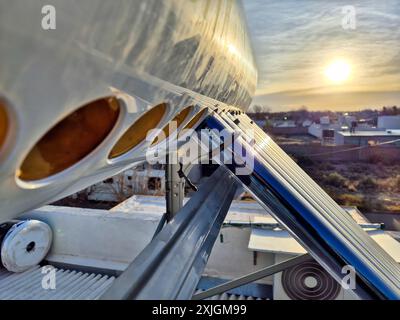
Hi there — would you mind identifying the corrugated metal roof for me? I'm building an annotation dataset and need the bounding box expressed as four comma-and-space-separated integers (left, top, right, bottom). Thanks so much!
0, 266, 262, 300
194, 289, 265, 300
0, 265, 115, 300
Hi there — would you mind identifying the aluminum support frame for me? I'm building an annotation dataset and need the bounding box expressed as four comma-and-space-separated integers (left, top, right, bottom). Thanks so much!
101, 166, 238, 300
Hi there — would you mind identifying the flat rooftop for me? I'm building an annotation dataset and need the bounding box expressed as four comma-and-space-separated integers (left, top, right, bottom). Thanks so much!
338, 130, 400, 137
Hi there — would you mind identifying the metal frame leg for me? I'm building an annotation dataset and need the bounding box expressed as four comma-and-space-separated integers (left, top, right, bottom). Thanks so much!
165, 153, 184, 221
101, 167, 238, 300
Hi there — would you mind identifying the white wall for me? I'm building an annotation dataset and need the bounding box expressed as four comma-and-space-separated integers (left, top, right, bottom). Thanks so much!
204, 226, 275, 285
21, 206, 160, 272
378, 115, 400, 129
21, 205, 275, 283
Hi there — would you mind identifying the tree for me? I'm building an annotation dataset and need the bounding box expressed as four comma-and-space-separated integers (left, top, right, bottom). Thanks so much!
253, 105, 263, 113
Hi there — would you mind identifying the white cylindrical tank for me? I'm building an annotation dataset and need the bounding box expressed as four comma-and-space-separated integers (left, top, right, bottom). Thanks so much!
1, 220, 52, 272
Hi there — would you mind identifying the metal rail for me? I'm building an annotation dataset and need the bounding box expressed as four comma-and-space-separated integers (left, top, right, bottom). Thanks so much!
101, 166, 238, 300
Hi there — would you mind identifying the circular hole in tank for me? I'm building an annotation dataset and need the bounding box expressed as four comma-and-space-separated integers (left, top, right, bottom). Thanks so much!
0, 99, 9, 152
183, 109, 207, 130
109, 103, 167, 158
18, 96, 120, 181
151, 106, 193, 145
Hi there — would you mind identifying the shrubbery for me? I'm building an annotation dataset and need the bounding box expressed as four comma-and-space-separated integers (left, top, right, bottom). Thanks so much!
322, 172, 348, 188
295, 156, 314, 166
359, 197, 385, 212
336, 194, 363, 207
368, 154, 383, 164
357, 176, 378, 191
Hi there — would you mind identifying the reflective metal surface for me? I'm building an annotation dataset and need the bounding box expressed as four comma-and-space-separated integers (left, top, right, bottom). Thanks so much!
0, 0, 257, 221
101, 167, 238, 300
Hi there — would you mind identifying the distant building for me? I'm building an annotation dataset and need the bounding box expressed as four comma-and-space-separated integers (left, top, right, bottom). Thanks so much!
335, 130, 400, 147
272, 120, 296, 128
85, 163, 203, 202
86, 167, 166, 202
254, 119, 266, 128
378, 115, 400, 130
308, 122, 341, 140
338, 115, 356, 127
320, 116, 330, 125
322, 129, 335, 145
309, 114, 381, 146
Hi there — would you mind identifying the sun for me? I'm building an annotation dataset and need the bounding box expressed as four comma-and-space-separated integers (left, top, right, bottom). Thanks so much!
325, 60, 351, 84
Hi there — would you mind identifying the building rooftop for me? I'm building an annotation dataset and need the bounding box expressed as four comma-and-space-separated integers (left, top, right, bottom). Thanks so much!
338, 130, 400, 137
111, 195, 371, 225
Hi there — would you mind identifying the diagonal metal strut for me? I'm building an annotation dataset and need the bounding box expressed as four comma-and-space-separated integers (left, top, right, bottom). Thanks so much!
192, 254, 312, 300
101, 166, 238, 300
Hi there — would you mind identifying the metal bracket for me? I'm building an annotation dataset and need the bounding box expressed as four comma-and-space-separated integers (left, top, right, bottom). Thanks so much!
101, 166, 238, 300
165, 153, 184, 221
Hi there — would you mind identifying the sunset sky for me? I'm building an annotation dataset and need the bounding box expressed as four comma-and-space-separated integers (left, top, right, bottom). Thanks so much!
243, 0, 400, 111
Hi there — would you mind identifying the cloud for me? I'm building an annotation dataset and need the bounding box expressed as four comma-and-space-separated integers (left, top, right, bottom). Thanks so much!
243, 0, 400, 110
253, 89, 400, 112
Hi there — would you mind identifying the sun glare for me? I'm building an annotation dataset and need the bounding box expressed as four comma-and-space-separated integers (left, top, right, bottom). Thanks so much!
325, 60, 351, 84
